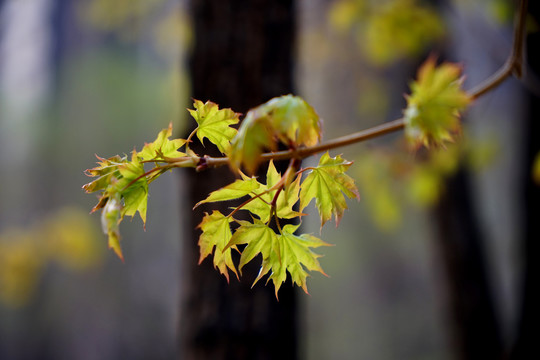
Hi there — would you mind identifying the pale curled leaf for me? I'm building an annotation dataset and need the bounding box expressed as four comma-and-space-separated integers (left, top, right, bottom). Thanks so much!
229, 95, 321, 174
100, 194, 124, 261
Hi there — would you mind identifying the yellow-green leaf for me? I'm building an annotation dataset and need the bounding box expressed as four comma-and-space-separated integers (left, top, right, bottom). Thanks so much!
139, 123, 186, 161
194, 176, 261, 208
404, 57, 472, 148
300, 152, 360, 227
117, 152, 148, 224
266, 224, 330, 297
241, 161, 301, 223
225, 220, 279, 274
197, 211, 238, 282
83, 155, 125, 193
188, 100, 240, 153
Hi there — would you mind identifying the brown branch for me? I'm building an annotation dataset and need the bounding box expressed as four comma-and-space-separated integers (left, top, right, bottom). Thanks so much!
165, 0, 527, 172
468, 0, 528, 99
197, 0, 529, 170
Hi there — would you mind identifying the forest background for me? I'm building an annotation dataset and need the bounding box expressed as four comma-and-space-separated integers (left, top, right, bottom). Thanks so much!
0, 0, 538, 359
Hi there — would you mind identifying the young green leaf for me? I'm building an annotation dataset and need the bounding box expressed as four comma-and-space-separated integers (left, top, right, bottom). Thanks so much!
404, 57, 472, 148
240, 161, 301, 223
139, 123, 186, 161
83, 155, 125, 194
116, 152, 148, 224
188, 100, 240, 153
194, 176, 260, 208
197, 211, 238, 282
251, 224, 330, 297
229, 95, 321, 174
225, 220, 279, 275
300, 152, 360, 227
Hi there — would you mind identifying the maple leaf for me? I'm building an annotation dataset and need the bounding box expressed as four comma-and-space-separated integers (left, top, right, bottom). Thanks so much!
229, 222, 330, 297
299, 152, 360, 227
270, 224, 330, 295
229, 95, 321, 174
404, 57, 472, 148
241, 161, 301, 223
116, 151, 148, 224
194, 176, 260, 208
83, 155, 125, 194
225, 220, 279, 275
138, 123, 186, 161
188, 100, 240, 154
197, 211, 238, 282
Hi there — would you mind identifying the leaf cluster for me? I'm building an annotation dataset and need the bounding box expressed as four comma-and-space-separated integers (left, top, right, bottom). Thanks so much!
83, 58, 473, 296
83, 102, 239, 260
196, 156, 358, 296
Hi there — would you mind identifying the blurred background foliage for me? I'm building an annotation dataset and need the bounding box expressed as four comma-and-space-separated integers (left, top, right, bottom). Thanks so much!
0, 0, 532, 359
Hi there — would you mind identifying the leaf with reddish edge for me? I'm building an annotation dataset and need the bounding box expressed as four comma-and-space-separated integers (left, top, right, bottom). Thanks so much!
300, 152, 360, 228
197, 211, 238, 282
188, 100, 240, 154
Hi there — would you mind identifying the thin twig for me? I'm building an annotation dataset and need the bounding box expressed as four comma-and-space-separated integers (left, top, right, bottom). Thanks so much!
168, 0, 528, 171
468, 0, 528, 99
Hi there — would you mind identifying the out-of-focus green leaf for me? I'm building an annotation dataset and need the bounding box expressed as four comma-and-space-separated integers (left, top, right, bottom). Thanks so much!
329, 0, 367, 33
404, 57, 472, 148
362, 0, 444, 66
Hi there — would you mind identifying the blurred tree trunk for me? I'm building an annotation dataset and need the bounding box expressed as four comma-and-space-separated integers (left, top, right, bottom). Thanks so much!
510, 2, 540, 358
433, 170, 504, 359
178, 1, 298, 359
431, 2, 505, 359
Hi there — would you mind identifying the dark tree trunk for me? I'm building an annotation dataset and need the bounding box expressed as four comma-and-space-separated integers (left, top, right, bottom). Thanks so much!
510, 2, 540, 358
179, 1, 298, 359
431, 2, 507, 358
433, 170, 504, 359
